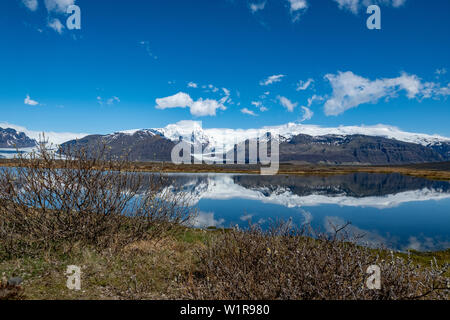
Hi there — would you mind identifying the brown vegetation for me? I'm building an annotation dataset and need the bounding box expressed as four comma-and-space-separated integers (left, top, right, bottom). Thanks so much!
2, 158, 450, 181
0, 143, 193, 258
184, 223, 449, 300
0, 277, 23, 300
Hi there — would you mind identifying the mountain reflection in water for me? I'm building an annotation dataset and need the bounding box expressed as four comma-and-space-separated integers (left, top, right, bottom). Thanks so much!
162, 173, 450, 252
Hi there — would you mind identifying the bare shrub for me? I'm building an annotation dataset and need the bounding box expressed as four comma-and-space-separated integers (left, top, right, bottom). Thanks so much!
184, 222, 449, 300
0, 142, 194, 257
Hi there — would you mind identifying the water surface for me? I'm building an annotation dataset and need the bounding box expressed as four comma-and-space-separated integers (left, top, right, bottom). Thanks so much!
165, 172, 450, 251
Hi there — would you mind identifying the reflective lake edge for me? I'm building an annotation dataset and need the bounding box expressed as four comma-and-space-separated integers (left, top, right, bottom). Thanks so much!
162, 172, 450, 252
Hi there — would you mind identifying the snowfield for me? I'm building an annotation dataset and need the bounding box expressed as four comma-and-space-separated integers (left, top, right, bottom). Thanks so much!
119, 120, 450, 154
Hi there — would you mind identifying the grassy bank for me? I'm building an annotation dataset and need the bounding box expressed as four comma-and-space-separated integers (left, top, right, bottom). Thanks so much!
2, 158, 450, 181
1, 226, 449, 300
0, 227, 211, 300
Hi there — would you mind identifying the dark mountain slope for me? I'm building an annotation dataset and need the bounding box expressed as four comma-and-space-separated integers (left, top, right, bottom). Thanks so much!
0, 128, 36, 148
279, 134, 446, 165
61, 130, 449, 165
61, 131, 175, 161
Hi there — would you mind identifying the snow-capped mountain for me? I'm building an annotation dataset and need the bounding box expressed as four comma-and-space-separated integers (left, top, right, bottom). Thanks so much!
0, 127, 37, 148
120, 121, 450, 152
59, 121, 450, 164
60, 129, 175, 162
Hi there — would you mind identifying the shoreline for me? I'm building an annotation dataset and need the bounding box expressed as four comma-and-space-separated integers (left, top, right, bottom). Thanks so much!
2, 159, 449, 181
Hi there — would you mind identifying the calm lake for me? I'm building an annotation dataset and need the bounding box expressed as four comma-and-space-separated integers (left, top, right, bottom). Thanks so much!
165, 172, 450, 252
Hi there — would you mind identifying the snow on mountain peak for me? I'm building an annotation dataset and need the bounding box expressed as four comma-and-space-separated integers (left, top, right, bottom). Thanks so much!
147, 121, 450, 151
115, 121, 450, 156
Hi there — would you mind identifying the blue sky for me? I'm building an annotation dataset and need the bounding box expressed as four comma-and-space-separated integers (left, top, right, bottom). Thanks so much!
1, 0, 449, 136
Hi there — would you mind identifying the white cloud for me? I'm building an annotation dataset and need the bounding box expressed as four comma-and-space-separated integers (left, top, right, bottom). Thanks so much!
300, 209, 313, 225
421, 82, 450, 98
307, 94, 324, 107
240, 214, 254, 222
241, 108, 257, 116
44, 0, 75, 13
219, 88, 231, 105
300, 106, 314, 121
288, 0, 308, 11
324, 216, 387, 247
191, 99, 226, 117
333, 0, 359, 13
47, 18, 64, 34
107, 96, 120, 105
187, 82, 198, 88
192, 211, 225, 228
155, 92, 193, 110
435, 68, 447, 76
139, 41, 157, 59
333, 0, 406, 14
278, 96, 298, 112
22, 0, 38, 11
296, 78, 314, 91
155, 92, 226, 117
97, 96, 120, 106
392, 0, 407, 7
249, 1, 266, 13
402, 236, 446, 252
260, 74, 285, 86
287, 0, 308, 21
208, 84, 219, 93
201, 84, 219, 93
24, 94, 39, 106
252, 101, 268, 112
323, 71, 450, 116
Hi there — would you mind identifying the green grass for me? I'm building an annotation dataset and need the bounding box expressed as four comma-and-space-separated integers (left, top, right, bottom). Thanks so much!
402, 249, 450, 269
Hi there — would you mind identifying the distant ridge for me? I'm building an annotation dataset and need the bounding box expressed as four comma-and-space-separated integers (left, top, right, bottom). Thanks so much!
150, 121, 450, 149
0, 127, 37, 148
60, 121, 450, 165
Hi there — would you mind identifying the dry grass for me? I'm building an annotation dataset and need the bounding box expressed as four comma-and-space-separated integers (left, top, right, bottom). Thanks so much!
183, 224, 449, 300
0, 226, 448, 300
2, 159, 450, 181
0, 228, 210, 300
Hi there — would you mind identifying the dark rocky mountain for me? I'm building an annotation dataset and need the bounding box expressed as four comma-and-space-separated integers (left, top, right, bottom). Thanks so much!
428, 142, 450, 160
0, 127, 36, 148
279, 134, 448, 165
60, 130, 176, 161
60, 130, 450, 165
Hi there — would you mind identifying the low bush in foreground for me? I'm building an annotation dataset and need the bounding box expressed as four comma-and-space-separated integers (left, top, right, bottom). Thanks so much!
0, 143, 194, 258
183, 224, 449, 300
0, 226, 448, 300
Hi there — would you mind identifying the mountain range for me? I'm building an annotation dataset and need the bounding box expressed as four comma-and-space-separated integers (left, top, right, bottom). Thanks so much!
61, 121, 450, 165
2, 122, 450, 165
0, 127, 37, 148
